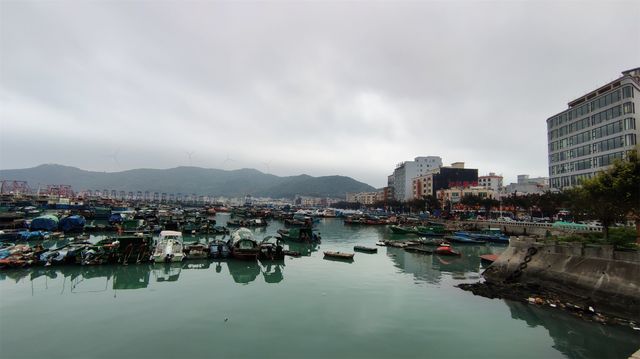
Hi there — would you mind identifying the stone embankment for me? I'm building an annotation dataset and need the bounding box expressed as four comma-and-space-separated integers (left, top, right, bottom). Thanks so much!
466, 236, 639, 323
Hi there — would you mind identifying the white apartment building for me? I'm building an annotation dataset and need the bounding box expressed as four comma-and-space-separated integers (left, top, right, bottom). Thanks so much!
346, 191, 383, 205
547, 68, 640, 189
478, 173, 503, 192
391, 156, 442, 201
501, 174, 549, 196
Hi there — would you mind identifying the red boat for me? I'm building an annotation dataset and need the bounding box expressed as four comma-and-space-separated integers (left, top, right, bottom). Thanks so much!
435, 243, 461, 256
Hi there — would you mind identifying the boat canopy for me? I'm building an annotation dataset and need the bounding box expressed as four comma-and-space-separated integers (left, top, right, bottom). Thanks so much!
159, 230, 183, 240
231, 227, 255, 245
30, 215, 59, 231
59, 215, 86, 232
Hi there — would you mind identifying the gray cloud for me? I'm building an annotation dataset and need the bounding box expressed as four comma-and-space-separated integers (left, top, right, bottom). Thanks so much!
1, 0, 639, 188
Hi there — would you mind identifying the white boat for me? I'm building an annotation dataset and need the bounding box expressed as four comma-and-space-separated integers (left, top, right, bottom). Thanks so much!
152, 230, 185, 263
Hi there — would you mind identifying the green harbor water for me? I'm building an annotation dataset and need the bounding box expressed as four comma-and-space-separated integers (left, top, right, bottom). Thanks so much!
1, 216, 638, 359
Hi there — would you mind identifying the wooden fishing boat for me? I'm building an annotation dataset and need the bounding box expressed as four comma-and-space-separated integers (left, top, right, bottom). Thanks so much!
184, 242, 209, 260
353, 245, 377, 253
323, 251, 354, 260
229, 228, 259, 260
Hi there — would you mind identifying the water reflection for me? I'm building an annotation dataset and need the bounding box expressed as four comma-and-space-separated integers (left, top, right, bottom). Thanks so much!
1, 257, 291, 292
506, 300, 640, 359
386, 244, 505, 284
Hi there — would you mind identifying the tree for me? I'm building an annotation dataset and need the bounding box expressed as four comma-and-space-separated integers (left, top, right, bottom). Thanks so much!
423, 195, 441, 212
567, 148, 640, 242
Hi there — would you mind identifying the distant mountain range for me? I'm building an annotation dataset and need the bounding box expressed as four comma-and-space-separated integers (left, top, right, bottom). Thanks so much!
0, 164, 375, 199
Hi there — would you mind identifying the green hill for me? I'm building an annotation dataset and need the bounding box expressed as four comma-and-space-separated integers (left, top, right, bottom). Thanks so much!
0, 164, 375, 198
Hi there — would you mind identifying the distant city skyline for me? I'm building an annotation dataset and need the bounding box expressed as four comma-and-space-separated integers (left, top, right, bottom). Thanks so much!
1, 1, 639, 188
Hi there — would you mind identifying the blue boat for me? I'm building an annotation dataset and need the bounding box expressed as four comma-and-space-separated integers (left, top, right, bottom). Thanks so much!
446, 232, 486, 244
452, 229, 510, 244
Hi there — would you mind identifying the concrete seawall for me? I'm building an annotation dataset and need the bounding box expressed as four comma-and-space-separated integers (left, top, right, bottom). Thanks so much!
484, 237, 640, 321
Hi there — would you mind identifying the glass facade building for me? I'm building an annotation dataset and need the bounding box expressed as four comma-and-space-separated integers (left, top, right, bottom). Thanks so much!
547, 68, 640, 189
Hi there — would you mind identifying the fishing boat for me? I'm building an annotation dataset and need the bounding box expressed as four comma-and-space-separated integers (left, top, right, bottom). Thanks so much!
454, 229, 509, 244
323, 251, 354, 260
389, 225, 417, 234
229, 228, 259, 260
209, 239, 230, 259
258, 236, 284, 260
446, 232, 486, 244
416, 237, 448, 246
184, 242, 209, 259
353, 245, 377, 253
414, 225, 445, 237
435, 243, 461, 256
375, 241, 386, 246
152, 231, 185, 263
277, 227, 320, 242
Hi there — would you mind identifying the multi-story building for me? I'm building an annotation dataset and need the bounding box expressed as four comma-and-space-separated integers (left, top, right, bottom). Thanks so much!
346, 191, 383, 205
391, 156, 442, 201
501, 174, 549, 196
437, 186, 497, 204
411, 162, 479, 199
478, 173, 503, 192
547, 68, 640, 189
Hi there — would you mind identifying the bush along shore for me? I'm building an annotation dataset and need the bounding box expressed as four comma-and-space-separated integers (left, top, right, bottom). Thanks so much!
458, 236, 640, 329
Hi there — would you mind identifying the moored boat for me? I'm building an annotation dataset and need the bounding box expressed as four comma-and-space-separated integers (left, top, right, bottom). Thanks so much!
209, 239, 230, 259
353, 245, 377, 253
152, 230, 185, 263
259, 236, 284, 260
184, 242, 209, 259
446, 233, 486, 244
323, 251, 354, 260
435, 243, 461, 256
230, 227, 259, 260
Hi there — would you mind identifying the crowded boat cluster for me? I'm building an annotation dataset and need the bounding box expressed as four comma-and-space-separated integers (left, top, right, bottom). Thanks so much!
0, 197, 511, 270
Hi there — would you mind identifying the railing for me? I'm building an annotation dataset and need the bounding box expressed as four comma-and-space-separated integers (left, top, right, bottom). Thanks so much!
471, 220, 603, 233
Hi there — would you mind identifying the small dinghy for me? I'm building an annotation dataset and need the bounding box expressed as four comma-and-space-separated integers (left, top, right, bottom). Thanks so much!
435, 243, 461, 256
353, 245, 377, 253
323, 251, 354, 260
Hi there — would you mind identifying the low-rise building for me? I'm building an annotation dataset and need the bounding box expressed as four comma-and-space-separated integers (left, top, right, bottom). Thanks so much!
346, 191, 384, 205
411, 162, 478, 199
436, 186, 497, 204
501, 174, 550, 196
478, 172, 503, 192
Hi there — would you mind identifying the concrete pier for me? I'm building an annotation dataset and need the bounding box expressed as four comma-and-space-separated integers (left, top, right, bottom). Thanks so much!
484, 236, 640, 321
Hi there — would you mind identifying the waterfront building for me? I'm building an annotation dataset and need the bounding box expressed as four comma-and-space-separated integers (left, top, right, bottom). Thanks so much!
411, 162, 478, 199
437, 186, 497, 204
478, 173, 503, 192
390, 156, 442, 201
547, 67, 640, 189
346, 191, 383, 205
501, 174, 549, 196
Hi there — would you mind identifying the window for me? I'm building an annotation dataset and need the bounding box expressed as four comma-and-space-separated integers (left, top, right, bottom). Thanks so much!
622, 86, 633, 99
623, 102, 635, 114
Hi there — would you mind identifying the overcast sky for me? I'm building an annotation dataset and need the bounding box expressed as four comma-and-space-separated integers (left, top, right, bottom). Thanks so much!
1, 0, 639, 188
